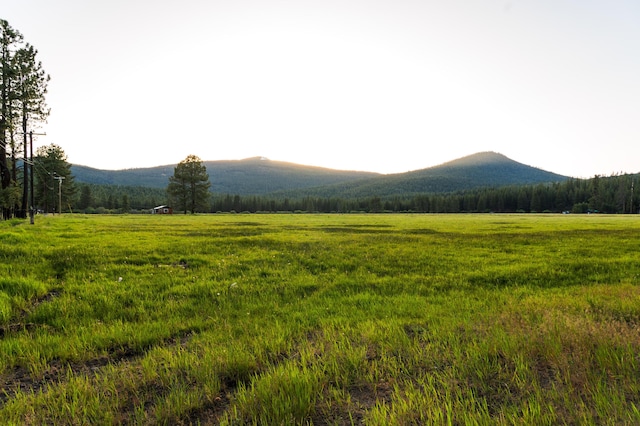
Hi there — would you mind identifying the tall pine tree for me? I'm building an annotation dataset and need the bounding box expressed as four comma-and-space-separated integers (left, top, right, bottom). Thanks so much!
15, 44, 50, 215
0, 20, 49, 219
167, 155, 211, 214
0, 20, 22, 218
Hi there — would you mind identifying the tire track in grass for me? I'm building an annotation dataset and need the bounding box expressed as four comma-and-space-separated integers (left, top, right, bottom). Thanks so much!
4, 324, 395, 423
200, 328, 398, 426
183, 331, 321, 425
0, 327, 198, 407
181, 347, 298, 425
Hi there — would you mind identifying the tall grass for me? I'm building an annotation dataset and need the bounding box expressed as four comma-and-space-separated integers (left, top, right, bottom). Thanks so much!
0, 213, 639, 424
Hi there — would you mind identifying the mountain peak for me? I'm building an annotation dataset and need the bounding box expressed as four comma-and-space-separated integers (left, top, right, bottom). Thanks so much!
439, 151, 512, 167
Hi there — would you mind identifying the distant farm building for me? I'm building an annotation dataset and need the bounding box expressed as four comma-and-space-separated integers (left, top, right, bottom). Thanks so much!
152, 205, 173, 214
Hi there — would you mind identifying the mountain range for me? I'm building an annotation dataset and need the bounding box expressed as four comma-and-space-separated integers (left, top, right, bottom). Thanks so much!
71, 152, 569, 198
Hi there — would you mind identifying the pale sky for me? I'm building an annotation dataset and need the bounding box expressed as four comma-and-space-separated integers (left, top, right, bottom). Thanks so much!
4, 0, 640, 177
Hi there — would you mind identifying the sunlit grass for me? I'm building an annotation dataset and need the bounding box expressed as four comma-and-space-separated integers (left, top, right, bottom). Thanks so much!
0, 213, 639, 423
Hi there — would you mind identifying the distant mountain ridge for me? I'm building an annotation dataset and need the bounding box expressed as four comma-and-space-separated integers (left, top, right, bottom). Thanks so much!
71, 152, 569, 197
72, 157, 379, 194
273, 152, 568, 198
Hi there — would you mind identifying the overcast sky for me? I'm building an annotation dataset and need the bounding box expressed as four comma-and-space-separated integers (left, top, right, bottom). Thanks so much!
4, 0, 640, 177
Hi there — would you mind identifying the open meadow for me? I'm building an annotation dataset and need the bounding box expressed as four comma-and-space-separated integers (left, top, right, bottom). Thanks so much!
0, 213, 639, 424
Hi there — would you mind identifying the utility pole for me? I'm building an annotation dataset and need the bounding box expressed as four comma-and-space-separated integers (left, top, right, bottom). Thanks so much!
22, 128, 28, 218
27, 131, 45, 224
29, 132, 34, 224
54, 174, 65, 215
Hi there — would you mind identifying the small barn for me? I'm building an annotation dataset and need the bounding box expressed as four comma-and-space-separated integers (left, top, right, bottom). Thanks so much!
152, 205, 173, 214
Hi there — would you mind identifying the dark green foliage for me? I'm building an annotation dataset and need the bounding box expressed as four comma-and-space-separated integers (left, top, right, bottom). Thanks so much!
33, 144, 75, 213
77, 184, 93, 210
73, 183, 166, 212
167, 155, 211, 214
73, 173, 639, 215
208, 173, 638, 214
0, 20, 49, 219
0, 20, 23, 199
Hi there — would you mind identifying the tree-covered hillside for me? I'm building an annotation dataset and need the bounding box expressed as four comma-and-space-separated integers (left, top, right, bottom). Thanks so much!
274, 152, 568, 199
68, 152, 638, 215
72, 152, 565, 198
72, 157, 378, 194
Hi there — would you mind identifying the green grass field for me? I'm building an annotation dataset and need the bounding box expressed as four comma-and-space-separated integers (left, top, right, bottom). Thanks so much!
1, 213, 639, 424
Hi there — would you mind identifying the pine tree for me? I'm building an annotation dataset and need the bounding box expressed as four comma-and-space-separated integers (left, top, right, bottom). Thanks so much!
14, 44, 50, 214
121, 194, 130, 213
0, 20, 49, 219
78, 185, 93, 210
0, 20, 23, 217
167, 155, 211, 214
33, 144, 75, 213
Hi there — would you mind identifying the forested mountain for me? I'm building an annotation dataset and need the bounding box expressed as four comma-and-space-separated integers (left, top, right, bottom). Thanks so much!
72, 157, 378, 194
71, 152, 638, 215
72, 152, 565, 198
273, 152, 568, 199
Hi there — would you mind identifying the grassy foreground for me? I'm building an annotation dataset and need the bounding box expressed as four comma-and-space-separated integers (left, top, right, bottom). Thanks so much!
0, 213, 639, 424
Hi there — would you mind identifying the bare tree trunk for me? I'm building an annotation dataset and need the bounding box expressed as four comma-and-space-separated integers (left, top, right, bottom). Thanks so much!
20, 108, 28, 215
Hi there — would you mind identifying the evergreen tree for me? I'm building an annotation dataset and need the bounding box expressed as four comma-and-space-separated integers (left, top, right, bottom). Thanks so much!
167, 155, 211, 214
0, 181, 21, 214
0, 20, 23, 217
78, 185, 93, 210
515, 189, 528, 212
14, 44, 50, 214
121, 194, 130, 213
0, 20, 49, 219
33, 144, 75, 213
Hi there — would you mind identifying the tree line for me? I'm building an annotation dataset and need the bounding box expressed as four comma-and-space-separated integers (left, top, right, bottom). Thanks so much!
206, 174, 638, 214
8, 148, 638, 216
66, 156, 640, 215
65, 172, 638, 215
